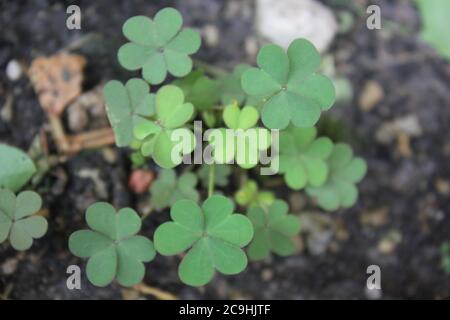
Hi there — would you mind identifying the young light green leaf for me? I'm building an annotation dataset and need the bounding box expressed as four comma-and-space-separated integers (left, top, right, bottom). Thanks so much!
223, 103, 259, 130
276, 126, 333, 190
154, 195, 254, 286
306, 143, 367, 211
150, 169, 199, 211
247, 199, 300, 260
133, 85, 195, 168
235, 180, 275, 208
118, 8, 201, 84
104, 79, 155, 147
69, 202, 155, 287
0, 144, 36, 192
242, 39, 335, 129
0, 190, 47, 251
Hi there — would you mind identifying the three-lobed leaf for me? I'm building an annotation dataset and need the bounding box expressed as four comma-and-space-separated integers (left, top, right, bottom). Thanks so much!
242, 38, 335, 130
69, 202, 155, 287
118, 8, 201, 84
133, 85, 195, 168
306, 143, 367, 211
276, 126, 333, 190
154, 195, 253, 286
247, 199, 300, 260
0, 190, 47, 251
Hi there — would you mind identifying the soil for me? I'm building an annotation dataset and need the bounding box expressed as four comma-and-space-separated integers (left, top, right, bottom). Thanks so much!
1, 0, 450, 299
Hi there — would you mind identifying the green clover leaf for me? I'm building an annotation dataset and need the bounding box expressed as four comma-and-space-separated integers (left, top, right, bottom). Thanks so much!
118, 8, 201, 84
208, 104, 271, 169
133, 85, 195, 168
104, 78, 155, 147
173, 70, 220, 111
0, 190, 47, 251
0, 144, 36, 192
235, 180, 274, 208
69, 202, 155, 287
306, 143, 367, 211
276, 126, 333, 190
154, 195, 254, 286
242, 38, 335, 129
247, 199, 300, 261
197, 164, 231, 188
150, 169, 199, 211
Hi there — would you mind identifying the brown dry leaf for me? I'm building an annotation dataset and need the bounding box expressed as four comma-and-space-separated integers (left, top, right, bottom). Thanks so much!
28, 54, 86, 116
358, 80, 384, 112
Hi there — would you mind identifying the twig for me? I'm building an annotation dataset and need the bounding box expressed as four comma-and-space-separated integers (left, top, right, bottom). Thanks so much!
133, 283, 177, 300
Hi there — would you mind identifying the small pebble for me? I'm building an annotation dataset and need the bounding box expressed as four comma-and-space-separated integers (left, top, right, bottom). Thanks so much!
6, 60, 22, 81
1, 258, 18, 275
203, 24, 219, 47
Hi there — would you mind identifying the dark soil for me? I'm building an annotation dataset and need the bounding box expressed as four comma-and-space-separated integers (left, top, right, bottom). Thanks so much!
1, 0, 450, 299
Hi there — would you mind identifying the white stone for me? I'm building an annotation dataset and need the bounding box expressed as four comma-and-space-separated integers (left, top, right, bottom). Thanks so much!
256, 0, 337, 52
6, 60, 22, 81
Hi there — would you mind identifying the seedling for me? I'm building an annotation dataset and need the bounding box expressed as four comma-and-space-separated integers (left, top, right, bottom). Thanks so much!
154, 195, 253, 286
69, 202, 155, 287
118, 8, 201, 84
150, 169, 199, 211
247, 200, 300, 261
69, 7, 367, 288
0, 190, 47, 251
306, 143, 367, 211
241, 39, 335, 129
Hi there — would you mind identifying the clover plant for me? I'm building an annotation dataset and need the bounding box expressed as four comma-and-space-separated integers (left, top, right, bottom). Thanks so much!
154, 195, 253, 286
67, 7, 367, 288
69, 202, 155, 287
241, 39, 335, 129
118, 8, 201, 84
0, 190, 47, 251
247, 200, 300, 261
277, 126, 333, 190
306, 143, 367, 211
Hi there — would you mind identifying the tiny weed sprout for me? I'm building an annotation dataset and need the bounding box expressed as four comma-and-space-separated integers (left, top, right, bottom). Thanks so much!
69, 202, 155, 287
0, 190, 47, 251
154, 195, 253, 286
68, 6, 368, 288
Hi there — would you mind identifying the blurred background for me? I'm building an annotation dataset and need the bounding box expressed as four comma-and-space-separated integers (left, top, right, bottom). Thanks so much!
1, 0, 450, 299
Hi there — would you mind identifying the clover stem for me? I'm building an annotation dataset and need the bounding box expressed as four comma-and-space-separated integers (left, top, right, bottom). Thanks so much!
208, 163, 216, 197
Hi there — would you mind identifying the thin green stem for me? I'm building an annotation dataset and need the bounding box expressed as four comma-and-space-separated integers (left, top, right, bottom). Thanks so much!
208, 164, 216, 197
